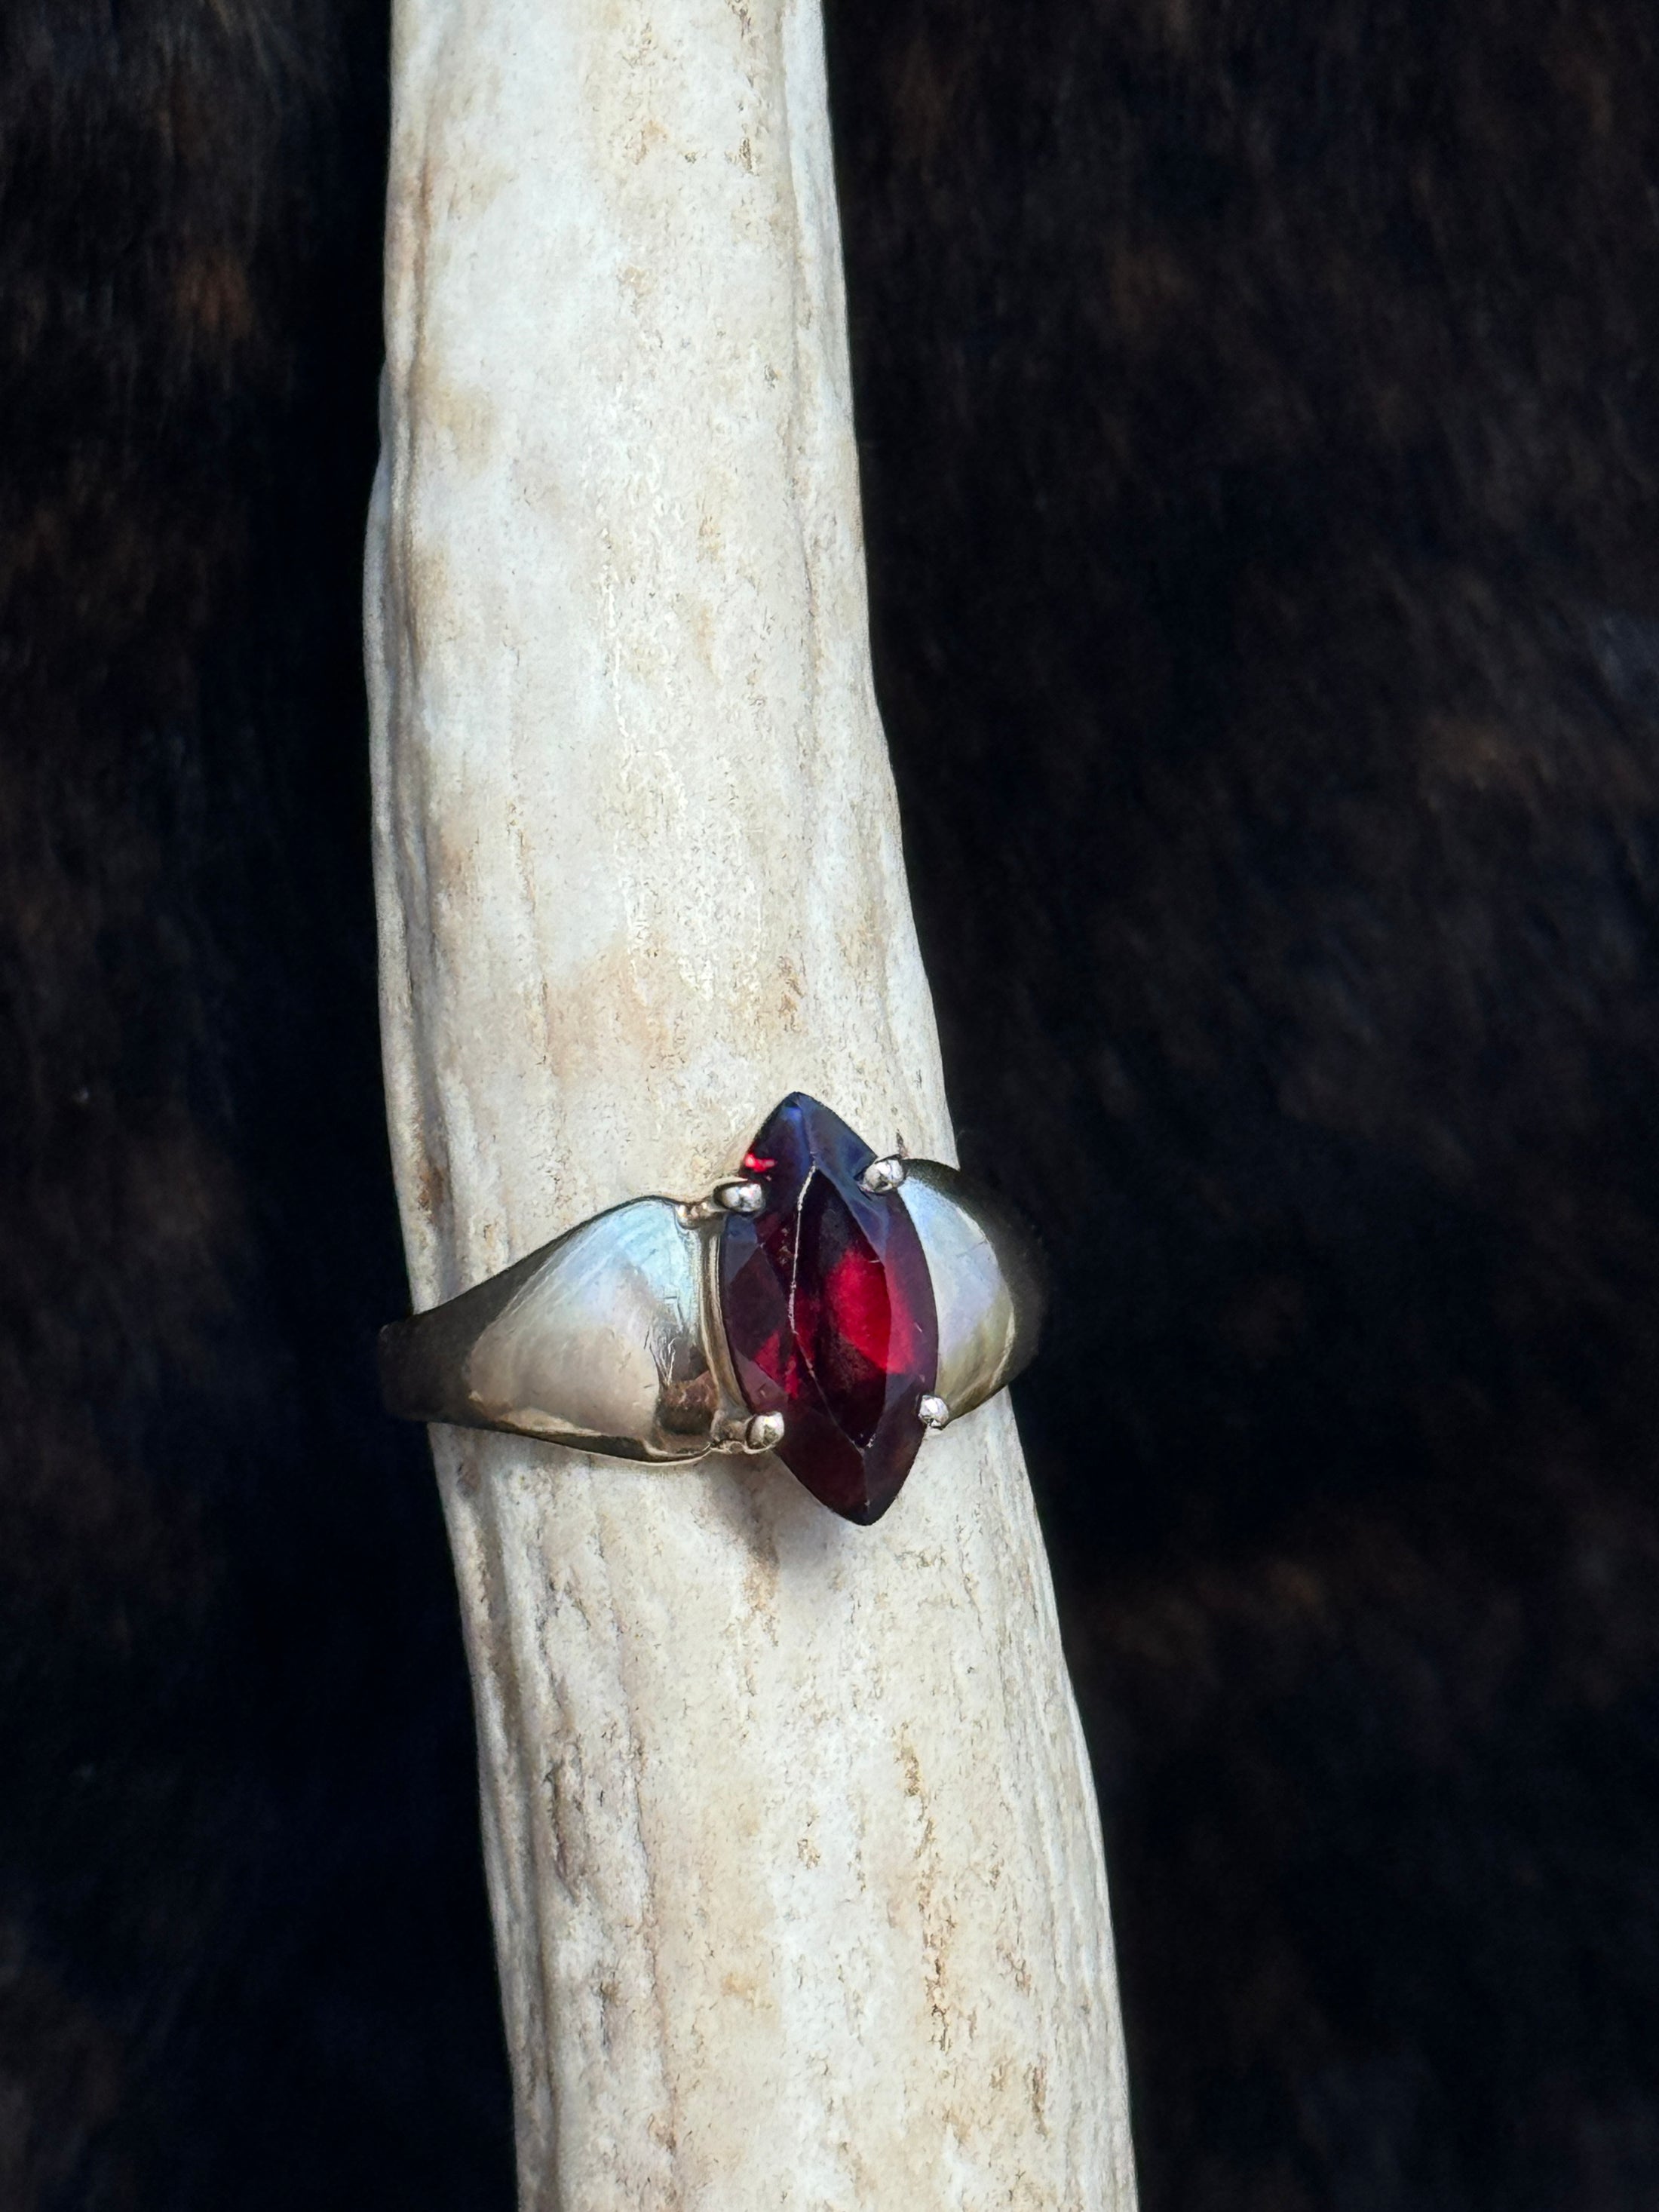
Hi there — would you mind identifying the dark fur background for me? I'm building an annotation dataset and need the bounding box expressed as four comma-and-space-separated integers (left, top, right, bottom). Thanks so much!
4, 1, 1657, 2205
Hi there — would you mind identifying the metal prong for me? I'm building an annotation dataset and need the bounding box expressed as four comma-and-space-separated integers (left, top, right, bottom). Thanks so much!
860, 1155, 907, 1195
744, 1411, 784, 1453
919, 1394, 950, 1431
712, 1178, 765, 1214
710, 1407, 785, 1455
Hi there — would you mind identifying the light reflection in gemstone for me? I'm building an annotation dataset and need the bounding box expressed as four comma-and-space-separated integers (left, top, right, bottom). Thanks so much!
719, 1094, 939, 1523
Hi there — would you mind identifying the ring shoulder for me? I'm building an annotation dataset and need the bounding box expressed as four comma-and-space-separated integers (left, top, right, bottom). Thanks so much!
379, 1197, 716, 1462
903, 1160, 1048, 1420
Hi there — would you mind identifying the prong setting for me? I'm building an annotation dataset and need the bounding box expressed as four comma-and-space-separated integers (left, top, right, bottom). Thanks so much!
860, 1155, 907, 1196
919, 1394, 950, 1431
710, 1408, 786, 1455
682, 1177, 768, 1225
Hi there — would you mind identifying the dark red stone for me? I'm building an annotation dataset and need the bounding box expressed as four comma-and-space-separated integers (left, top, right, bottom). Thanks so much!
719, 1094, 940, 1523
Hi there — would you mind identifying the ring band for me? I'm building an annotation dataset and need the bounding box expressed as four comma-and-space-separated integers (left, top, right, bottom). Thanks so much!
379, 1093, 1044, 1523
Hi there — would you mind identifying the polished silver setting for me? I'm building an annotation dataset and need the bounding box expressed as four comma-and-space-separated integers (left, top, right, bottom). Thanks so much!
379, 1138, 1046, 1463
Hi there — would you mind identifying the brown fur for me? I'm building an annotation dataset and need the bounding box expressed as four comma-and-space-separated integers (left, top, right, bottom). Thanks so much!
0, 5, 509, 2204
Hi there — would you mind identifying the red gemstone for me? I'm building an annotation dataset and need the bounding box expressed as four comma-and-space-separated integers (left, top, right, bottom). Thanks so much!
719, 1094, 939, 1523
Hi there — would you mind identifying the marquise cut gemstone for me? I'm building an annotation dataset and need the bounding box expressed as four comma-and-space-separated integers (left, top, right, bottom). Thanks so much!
719, 1094, 940, 1523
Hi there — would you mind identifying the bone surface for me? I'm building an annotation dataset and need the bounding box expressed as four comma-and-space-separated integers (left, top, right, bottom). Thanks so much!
366, 0, 1136, 2201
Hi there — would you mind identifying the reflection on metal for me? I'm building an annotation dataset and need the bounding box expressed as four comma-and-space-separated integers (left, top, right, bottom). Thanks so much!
903, 1160, 1047, 1419
379, 1198, 716, 1462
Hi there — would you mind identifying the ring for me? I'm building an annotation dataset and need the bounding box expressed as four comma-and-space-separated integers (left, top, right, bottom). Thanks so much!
379, 1093, 1045, 1524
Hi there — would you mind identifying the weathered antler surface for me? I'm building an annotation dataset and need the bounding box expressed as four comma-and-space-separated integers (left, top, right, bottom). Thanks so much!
366, 0, 1136, 2202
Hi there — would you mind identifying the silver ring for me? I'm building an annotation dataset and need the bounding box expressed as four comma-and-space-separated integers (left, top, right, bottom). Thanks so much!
379, 1093, 1045, 1524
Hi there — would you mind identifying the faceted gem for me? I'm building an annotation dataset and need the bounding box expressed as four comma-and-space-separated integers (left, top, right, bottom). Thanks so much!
719, 1094, 940, 1524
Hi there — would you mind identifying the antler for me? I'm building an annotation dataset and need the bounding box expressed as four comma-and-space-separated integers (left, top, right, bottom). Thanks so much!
366, 0, 1135, 2201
